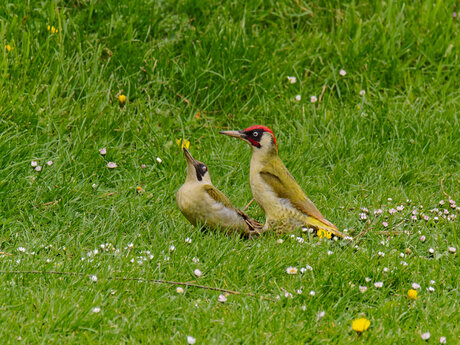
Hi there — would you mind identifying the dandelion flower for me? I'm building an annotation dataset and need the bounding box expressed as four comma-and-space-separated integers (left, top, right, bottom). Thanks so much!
352, 318, 370, 333
295, 94, 301, 101
359, 90, 366, 96
187, 336, 196, 345
310, 96, 317, 103
176, 138, 190, 150
421, 332, 430, 340
194, 269, 202, 277
47, 25, 58, 34
407, 289, 417, 299
339, 69, 346, 76
118, 94, 127, 104
286, 266, 298, 275
287, 76, 296, 84
107, 162, 117, 169
91, 307, 101, 313
5, 44, 12, 52
374, 282, 383, 288
99, 148, 107, 155
176, 287, 184, 294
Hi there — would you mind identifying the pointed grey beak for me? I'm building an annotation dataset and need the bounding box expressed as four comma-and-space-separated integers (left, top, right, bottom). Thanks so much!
219, 130, 246, 140
183, 148, 198, 166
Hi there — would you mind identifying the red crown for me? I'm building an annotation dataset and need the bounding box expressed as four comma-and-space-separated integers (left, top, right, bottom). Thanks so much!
244, 125, 277, 152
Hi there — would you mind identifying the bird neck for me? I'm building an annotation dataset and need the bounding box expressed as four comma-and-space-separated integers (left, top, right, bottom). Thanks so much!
250, 145, 278, 167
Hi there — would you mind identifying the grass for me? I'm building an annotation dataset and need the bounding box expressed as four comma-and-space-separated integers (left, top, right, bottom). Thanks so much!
0, 0, 459, 343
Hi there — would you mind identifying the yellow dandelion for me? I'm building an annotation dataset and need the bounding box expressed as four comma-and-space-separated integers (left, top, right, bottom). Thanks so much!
136, 186, 144, 194
317, 229, 332, 239
176, 138, 190, 150
47, 25, 58, 34
352, 318, 370, 333
5, 44, 12, 52
356, 104, 361, 110
118, 94, 127, 104
407, 289, 418, 300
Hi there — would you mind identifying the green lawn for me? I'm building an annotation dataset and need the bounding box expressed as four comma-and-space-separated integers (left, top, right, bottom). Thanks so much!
0, 0, 459, 343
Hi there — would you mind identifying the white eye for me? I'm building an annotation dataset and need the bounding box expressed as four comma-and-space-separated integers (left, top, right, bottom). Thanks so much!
253, 132, 258, 137
202, 166, 207, 171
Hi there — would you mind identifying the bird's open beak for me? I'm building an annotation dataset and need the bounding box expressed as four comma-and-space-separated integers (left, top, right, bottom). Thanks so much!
219, 130, 249, 143
183, 147, 198, 166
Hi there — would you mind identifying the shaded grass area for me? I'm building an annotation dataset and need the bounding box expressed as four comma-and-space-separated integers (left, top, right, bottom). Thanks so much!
0, 0, 459, 343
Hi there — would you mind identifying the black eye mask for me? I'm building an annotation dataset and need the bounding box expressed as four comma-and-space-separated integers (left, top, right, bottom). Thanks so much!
195, 163, 208, 181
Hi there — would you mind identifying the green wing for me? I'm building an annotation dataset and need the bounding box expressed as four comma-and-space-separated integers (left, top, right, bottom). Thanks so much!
203, 184, 236, 210
260, 158, 338, 231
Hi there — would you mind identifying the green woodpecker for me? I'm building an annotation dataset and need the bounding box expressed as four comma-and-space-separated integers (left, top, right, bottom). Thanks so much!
176, 148, 262, 237
219, 126, 343, 238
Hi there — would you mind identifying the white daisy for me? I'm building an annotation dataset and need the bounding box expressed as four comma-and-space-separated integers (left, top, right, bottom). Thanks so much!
309, 290, 316, 296
310, 96, 317, 103
156, 157, 162, 163
187, 336, 196, 345
421, 332, 430, 340
46, 160, 53, 166
287, 76, 297, 84
359, 90, 366, 96
185, 237, 192, 244
448, 246, 456, 253
218, 294, 227, 302
295, 94, 301, 101
31, 160, 38, 167
339, 69, 346, 76
359, 286, 367, 293
176, 287, 184, 294
107, 162, 117, 169
90, 275, 98, 282
276, 239, 284, 244
35, 166, 42, 172
286, 266, 298, 275
91, 307, 101, 313
169, 245, 175, 252
99, 148, 107, 155
374, 282, 383, 288
412, 283, 421, 289
194, 269, 202, 277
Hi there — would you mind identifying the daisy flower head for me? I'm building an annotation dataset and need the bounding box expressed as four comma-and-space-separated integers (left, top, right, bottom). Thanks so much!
412, 282, 421, 290
107, 162, 117, 169
218, 294, 227, 303
421, 332, 430, 340
339, 69, 346, 76
99, 148, 107, 155
46, 160, 53, 166
295, 94, 301, 101
359, 90, 366, 96
187, 336, 196, 345
310, 95, 317, 103
286, 266, 298, 275
374, 282, 383, 288
359, 285, 368, 293
176, 287, 184, 294
91, 307, 101, 313
287, 76, 297, 84
35, 166, 42, 172
352, 318, 370, 333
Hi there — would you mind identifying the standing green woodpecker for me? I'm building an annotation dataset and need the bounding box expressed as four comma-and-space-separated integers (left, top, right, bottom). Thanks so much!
176, 148, 262, 237
219, 126, 343, 238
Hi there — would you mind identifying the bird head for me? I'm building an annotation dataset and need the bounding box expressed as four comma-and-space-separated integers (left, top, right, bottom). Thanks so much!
182, 148, 212, 184
219, 125, 278, 155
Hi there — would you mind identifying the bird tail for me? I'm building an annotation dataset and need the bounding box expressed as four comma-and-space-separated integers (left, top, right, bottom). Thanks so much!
237, 209, 263, 234
305, 216, 344, 239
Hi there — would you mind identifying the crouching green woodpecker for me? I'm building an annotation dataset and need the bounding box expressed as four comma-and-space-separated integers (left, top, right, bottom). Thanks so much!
219, 126, 343, 239
176, 148, 262, 237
